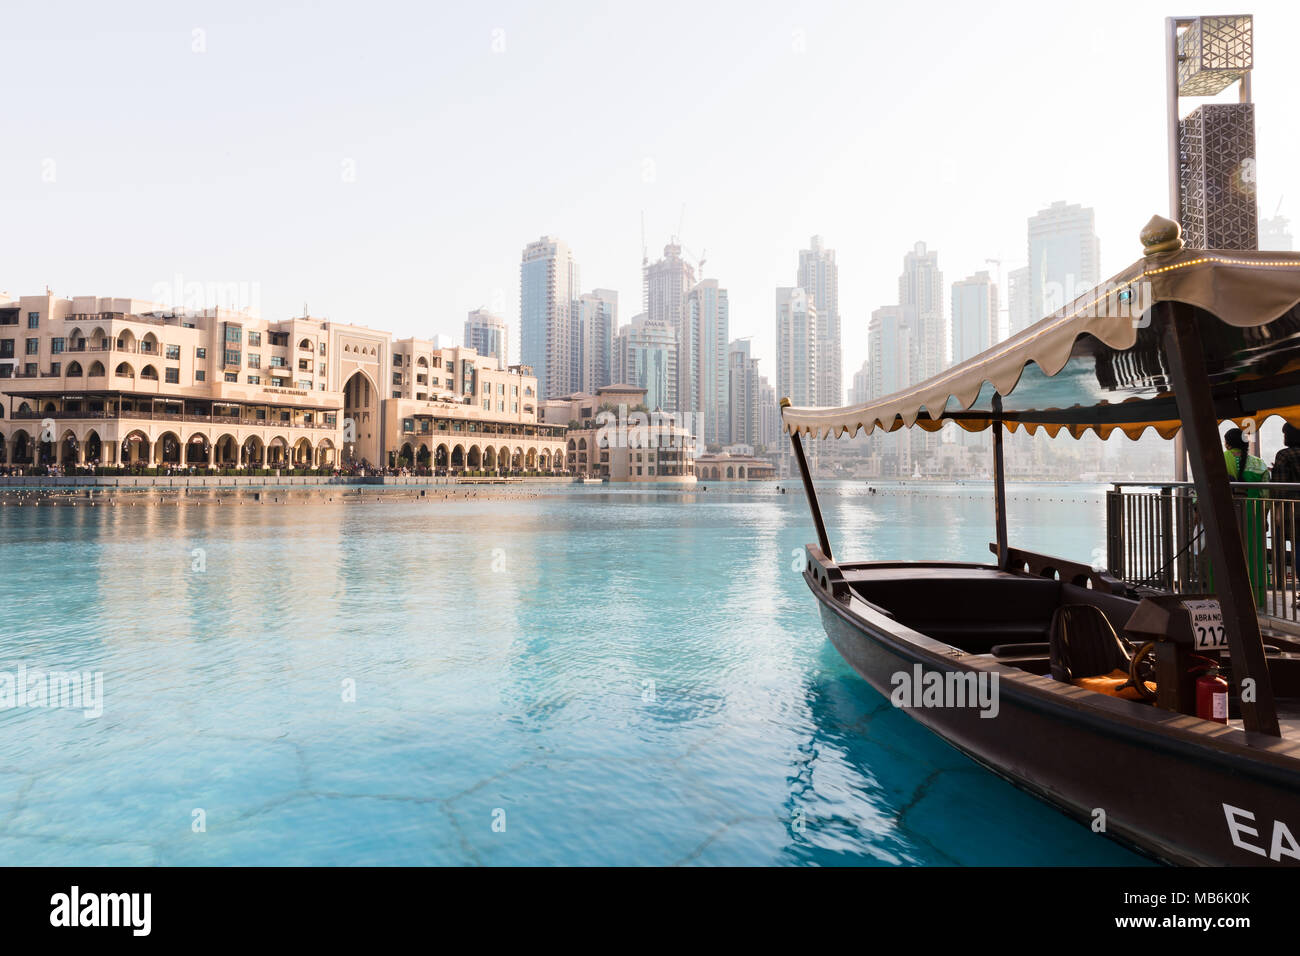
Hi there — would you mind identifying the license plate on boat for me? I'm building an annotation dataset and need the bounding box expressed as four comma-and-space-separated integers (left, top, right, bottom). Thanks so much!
1184, 599, 1228, 649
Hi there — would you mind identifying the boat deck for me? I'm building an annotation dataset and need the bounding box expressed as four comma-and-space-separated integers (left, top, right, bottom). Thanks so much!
837, 561, 1300, 740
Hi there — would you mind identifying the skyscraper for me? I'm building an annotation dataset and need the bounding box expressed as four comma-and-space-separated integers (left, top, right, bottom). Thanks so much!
520, 237, 580, 400
1007, 266, 1033, 336
868, 304, 918, 473
612, 314, 676, 414
848, 359, 871, 406
898, 242, 943, 466
644, 243, 696, 413
1027, 201, 1100, 320
950, 272, 999, 449
898, 242, 945, 381
576, 289, 618, 394
950, 271, 998, 366
799, 236, 841, 407
464, 309, 508, 370
688, 279, 729, 445
775, 287, 817, 408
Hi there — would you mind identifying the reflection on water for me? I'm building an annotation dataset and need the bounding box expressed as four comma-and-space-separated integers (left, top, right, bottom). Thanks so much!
0, 482, 1146, 865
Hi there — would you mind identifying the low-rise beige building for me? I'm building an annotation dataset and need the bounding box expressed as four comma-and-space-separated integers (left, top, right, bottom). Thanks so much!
543, 384, 697, 483
0, 292, 564, 475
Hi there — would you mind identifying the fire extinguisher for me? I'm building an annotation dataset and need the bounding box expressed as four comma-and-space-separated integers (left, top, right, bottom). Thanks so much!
1195, 663, 1230, 724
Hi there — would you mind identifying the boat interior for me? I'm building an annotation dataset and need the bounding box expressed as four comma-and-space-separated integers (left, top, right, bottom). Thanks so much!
836, 551, 1300, 738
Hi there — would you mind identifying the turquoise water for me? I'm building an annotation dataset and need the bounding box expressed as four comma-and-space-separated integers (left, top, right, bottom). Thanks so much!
0, 481, 1147, 865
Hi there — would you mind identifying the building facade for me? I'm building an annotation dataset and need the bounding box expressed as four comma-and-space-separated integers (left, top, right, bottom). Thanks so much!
0, 292, 564, 475
612, 314, 676, 414
688, 279, 729, 446
1027, 201, 1100, 320
576, 289, 618, 395
463, 309, 508, 370
1007, 265, 1033, 336
799, 236, 841, 408
950, 272, 999, 449
775, 287, 817, 408
644, 244, 696, 413
544, 384, 697, 483
520, 236, 581, 401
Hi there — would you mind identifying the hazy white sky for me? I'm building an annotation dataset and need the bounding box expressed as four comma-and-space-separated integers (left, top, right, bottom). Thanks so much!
3, 0, 1296, 392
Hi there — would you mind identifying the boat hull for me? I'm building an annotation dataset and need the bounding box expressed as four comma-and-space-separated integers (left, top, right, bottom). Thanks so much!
812, 577, 1300, 866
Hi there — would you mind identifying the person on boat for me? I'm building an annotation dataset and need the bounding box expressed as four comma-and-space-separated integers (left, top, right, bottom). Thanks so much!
1272, 422, 1300, 591
1223, 427, 1270, 605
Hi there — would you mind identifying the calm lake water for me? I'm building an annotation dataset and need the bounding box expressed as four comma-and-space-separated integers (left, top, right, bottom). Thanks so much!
0, 480, 1147, 865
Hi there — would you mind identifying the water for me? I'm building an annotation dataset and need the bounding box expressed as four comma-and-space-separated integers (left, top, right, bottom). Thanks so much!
0, 481, 1147, 865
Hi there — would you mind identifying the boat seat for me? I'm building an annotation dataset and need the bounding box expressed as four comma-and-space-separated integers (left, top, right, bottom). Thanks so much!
1049, 603, 1134, 683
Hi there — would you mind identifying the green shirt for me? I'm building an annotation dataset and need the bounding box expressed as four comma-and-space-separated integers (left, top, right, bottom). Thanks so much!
1226, 449, 1269, 497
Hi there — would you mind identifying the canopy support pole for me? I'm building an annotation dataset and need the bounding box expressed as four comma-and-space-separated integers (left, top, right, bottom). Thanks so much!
784, 413, 832, 560
1160, 300, 1280, 737
993, 394, 1010, 571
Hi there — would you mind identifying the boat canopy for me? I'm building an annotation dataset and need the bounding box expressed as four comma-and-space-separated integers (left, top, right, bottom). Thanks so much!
781, 220, 1300, 441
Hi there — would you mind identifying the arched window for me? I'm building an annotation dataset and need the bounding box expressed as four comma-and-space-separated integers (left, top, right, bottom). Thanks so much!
66, 361, 83, 376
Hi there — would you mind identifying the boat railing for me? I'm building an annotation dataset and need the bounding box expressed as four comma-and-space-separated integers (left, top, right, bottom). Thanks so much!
1107, 481, 1300, 621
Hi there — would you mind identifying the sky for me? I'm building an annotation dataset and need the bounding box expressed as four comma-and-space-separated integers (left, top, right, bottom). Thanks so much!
2, 0, 1297, 396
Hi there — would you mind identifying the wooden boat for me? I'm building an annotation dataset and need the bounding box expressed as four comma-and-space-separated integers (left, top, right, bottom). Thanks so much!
783, 217, 1300, 865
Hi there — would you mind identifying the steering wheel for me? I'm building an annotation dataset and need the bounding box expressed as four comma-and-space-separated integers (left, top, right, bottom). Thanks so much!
1125, 641, 1158, 701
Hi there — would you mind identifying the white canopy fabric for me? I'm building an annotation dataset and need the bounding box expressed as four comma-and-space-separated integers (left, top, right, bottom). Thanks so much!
781, 243, 1300, 441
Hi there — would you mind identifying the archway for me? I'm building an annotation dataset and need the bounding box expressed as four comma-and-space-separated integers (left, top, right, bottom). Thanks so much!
484, 446, 497, 470
468, 445, 481, 469
267, 437, 288, 467
241, 436, 265, 468
11, 431, 32, 465
213, 434, 238, 467
185, 433, 210, 466
435, 444, 449, 469
451, 444, 465, 470
417, 444, 432, 468
59, 431, 78, 466
316, 440, 336, 468
66, 361, 83, 377
292, 437, 313, 468
155, 432, 182, 465
120, 430, 150, 466
342, 369, 380, 466
88, 361, 105, 378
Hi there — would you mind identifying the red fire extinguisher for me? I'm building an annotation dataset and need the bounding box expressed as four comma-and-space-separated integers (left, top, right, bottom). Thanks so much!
1195, 665, 1230, 724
